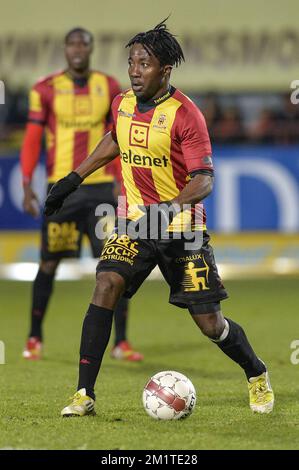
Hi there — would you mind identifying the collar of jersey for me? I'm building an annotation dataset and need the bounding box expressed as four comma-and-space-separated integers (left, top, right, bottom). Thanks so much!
136, 86, 176, 113
65, 70, 91, 88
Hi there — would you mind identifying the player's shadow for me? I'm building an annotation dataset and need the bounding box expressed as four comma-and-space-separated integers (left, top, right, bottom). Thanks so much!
103, 362, 235, 381
42, 356, 236, 383
103, 339, 235, 380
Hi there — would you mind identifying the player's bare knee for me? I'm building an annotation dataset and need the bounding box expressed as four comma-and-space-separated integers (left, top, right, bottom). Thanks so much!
196, 312, 225, 339
40, 260, 60, 275
94, 272, 125, 305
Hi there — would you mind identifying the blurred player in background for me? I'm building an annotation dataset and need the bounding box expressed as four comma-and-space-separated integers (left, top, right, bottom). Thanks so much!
21, 27, 143, 362
45, 20, 274, 417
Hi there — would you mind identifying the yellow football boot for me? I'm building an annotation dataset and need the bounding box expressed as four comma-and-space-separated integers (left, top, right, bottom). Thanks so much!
248, 371, 274, 414
61, 388, 95, 417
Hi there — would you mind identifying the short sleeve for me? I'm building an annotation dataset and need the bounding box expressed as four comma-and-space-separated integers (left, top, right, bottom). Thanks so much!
28, 83, 49, 124
108, 76, 122, 103
177, 104, 213, 174
110, 94, 123, 143
105, 77, 122, 133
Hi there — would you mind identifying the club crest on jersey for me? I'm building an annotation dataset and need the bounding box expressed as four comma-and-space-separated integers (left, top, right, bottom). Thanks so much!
74, 96, 92, 115
153, 113, 167, 130
129, 123, 149, 148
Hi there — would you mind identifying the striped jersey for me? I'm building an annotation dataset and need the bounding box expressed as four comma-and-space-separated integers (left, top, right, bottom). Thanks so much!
111, 86, 213, 227
28, 70, 121, 184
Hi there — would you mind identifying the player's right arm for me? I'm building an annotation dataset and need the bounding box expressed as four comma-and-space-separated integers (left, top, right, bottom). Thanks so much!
21, 123, 44, 217
44, 131, 119, 216
75, 131, 119, 179
21, 82, 48, 217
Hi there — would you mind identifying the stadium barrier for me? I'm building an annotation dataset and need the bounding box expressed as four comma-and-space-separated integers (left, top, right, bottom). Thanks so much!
0, 231, 298, 280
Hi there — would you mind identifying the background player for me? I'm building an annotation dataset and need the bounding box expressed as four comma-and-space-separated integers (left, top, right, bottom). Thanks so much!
21, 27, 143, 362
44, 20, 274, 417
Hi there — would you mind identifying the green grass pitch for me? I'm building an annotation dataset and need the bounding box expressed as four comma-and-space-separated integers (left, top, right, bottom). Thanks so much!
0, 278, 298, 450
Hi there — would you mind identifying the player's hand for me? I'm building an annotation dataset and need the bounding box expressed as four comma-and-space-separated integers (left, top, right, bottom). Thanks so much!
44, 171, 83, 216
23, 185, 40, 218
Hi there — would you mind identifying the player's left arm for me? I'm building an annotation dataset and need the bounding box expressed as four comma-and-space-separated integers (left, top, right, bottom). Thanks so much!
172, 105, 214, 207
172, 172, 213, 207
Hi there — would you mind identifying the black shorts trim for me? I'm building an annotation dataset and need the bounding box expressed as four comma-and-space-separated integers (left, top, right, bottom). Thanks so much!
169, 291, 228, 309
187, 301, 221, 315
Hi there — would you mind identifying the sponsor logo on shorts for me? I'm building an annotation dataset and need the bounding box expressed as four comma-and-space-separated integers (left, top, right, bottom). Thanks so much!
175, 254, 203, 264
182, 255, 210, 292
47, 222, 80, 252
99, 233, 139, 266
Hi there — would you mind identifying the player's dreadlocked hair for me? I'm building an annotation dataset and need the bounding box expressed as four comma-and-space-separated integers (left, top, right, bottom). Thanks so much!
65, 27, 94, 44
126, 18, 185, 67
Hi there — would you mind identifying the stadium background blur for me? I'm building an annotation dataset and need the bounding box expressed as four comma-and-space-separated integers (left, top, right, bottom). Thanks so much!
0, 0, 299, 450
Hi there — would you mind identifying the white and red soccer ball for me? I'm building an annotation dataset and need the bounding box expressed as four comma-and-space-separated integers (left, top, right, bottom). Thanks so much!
142, 370, 196, 420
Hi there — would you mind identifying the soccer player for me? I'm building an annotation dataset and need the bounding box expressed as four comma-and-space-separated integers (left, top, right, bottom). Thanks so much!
21, 27, 143, 362
44, 21, 274, 416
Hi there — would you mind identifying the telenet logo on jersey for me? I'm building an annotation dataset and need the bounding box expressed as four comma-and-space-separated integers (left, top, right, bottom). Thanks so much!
122, 122, 169, 168
129, 123, 149, 148
121, 149, 169, 168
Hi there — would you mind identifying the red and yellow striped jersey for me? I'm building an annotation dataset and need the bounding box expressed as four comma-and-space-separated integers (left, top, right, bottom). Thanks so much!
111, 87, 213, 227
28, 70, 121, 184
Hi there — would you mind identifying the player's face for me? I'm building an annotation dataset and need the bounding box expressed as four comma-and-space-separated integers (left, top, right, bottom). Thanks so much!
128, 44, 171, 101
65, 32, 93, 72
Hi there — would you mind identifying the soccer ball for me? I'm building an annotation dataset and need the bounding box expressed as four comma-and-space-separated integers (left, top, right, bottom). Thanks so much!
142, 370, 196, 420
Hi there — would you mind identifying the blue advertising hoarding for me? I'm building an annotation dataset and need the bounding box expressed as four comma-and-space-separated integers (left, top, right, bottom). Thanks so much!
0, 146, 298, 232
